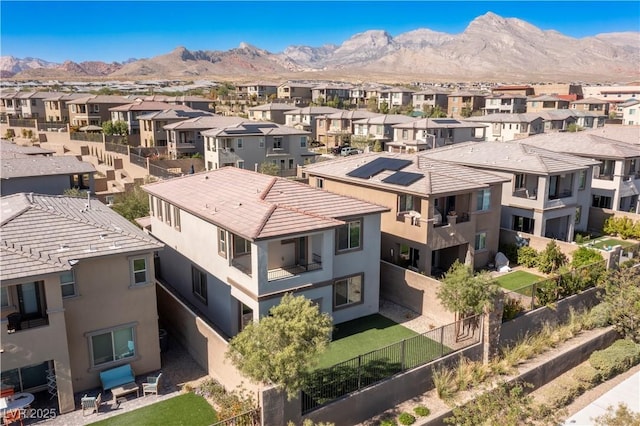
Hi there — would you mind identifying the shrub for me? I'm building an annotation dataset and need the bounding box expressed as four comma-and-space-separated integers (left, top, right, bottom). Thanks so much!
603, 217, 640, 239
545, 376, 585, 408
379, 420, 397, 426
500, 243, 519, 264
571, 364, 602, 386
433, 366, 457, 400
413, 406, 430, 417
537, 241, 568, 274
589, 339, 640, 380
535, 278, 561, 306
502, 297, 525, 322
398, 412, 416, 425
594, 403, 640, 426
584, 303, 611, 329
571, 247, 604, 268
517, 246, 539, 268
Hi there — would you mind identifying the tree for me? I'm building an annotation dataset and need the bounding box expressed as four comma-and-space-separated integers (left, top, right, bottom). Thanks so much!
367, 97, 379, 113
594, 403, 640, 426
437, 261, 500, 338
460, 101, 473, 118
537, 240, 568, 274
571, 247, 604, 268
425, 104, 447, 118
63, 188, 90, 198
566, 123, 584, 132
226, 293, 333, 399
599, 268, 640, 343
379, 101, 389, 114
110, 186, 149, 222
102, 120, 129, 136
258, 162, 280, 176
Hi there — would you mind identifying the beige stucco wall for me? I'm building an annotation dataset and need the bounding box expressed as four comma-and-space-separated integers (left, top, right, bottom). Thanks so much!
1, 273, 75, 413
63, 253, 161, 392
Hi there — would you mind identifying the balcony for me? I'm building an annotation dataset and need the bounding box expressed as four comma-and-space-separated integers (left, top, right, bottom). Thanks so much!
512, 188, 538, 200
5, 312, 49, 334
268, 260, 322, 281
594, 174, 614, 181
548, 189, 573, 200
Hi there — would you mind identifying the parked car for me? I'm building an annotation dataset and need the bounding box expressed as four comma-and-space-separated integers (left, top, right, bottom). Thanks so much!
331, 144, 349, 155
340, 147, 363, 156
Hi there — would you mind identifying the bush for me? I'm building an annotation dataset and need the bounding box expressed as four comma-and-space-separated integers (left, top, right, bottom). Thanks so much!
537, 241, 568, 274
584, 303, 611, 329
571, 247, 604, 268
413, 406, 430, 417
517, 246, 539, 268
433, 366, 457, 400
398, 412, 416, 425
603, 216, 640, 239
545, 375, 585, 408
502, 297, 525, 322
500, 243, 519, 264
571, 364, 602, 386
589, 339, 640, 380
535, 278, 561, 306
379, 420, 397, 426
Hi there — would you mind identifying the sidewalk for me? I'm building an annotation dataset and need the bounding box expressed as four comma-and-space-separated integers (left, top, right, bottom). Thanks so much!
564, 370, 640, 425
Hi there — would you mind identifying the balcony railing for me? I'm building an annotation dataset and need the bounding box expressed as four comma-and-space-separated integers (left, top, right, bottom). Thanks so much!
267, 261, 322, 281
6, 313, 49, 333
594, 174, 614, 181
512, 188, 538, 200
548, 190, 573, 200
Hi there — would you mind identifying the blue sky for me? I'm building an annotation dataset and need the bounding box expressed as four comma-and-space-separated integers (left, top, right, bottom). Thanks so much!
2, 1, 639, 63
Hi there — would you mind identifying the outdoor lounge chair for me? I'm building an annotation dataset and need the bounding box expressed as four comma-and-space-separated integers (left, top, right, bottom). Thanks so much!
81, 393, 102, 416
142, 373, 162, 396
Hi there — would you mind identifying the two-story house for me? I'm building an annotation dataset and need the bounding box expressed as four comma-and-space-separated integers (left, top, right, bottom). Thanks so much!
284, 106, 342, 141
388, 118, 486, 152
377, 88, 414, 110
490, 85, 535, 97
0, 145, 96, 195
136, 95, 214, 112
235, 82, 279, 100
315, 110, 381, 146
520, 132, 640, 213
537, 109, 605, 131
247, 103, 298, 124
463, 113, 544, 142
1, 193, 163, 414
570, 97, 609, 116
110, 101, 184, 144
526, 95, 570, 113
43, 93, 87, 123
616, 99, 640, 125
276, 82, 314, 105
302, 153, 508, 276
137, 108, 213, 148
352, 114, 416, 145
447, 91, 486, 118
482, 94, 527, 114
162, 115, 246, 159
201, 121, 316, 176
0, 91, 51, 119
311, 84, 352, 105
67, 95, 130, 128
411, 88, 450, 114
421, 141, 599, 241
143, 167, 388, 337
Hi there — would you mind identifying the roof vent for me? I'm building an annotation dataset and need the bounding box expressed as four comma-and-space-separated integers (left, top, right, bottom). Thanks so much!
99, 233, 107, 239
85, 244, 97, 253
58, 244, 69, 251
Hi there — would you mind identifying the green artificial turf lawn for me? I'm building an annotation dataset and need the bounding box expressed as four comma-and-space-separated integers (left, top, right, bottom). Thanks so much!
316, 314, 447, 369
496, 270, 544, 294
89, 393, 217, 426
586, 238, 636, 250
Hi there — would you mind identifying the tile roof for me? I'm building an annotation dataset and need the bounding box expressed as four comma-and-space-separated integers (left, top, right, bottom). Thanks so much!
201, 122, 309, 137
0, 140, 55, 155
320, 111, 381, 120
527, 95, 569, 102
109, 101, 182, 112
143, 167, 388, 241
419, 141, 599, 174
0, 193, 163, 281
463, 113, 543, 123
284, 107, 343, 116
353, 114, 416, 125
571, 97, 609, 105
393, 118, 484, 129
518, 132, 640, 159
582, 126, 640, 144
163, 115, 245, 130
136, 109, 212, 121
303, 152, 508, 197
248, 103, 298, 112
1, 155, 96, 179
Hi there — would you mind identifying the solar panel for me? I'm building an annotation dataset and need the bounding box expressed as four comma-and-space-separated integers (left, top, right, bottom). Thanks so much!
347, 158, 412, 179
382, 171, 424, 186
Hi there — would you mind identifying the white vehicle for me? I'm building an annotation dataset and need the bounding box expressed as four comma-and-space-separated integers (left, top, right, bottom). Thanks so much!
340, 147, 362, 156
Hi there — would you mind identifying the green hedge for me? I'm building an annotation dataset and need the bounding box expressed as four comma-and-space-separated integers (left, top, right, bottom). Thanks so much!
589, 339, 640, 380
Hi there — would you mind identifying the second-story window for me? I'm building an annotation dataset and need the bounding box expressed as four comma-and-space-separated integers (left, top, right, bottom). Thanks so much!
218, 228, 227, 258
236, 138, 243, 149
300, 136, 307, 148
173, 206, 181, 231
474, 232, 487, 251
514, 174, 526, 189
398, 194, 415, 212
60, 270, 77, 298
274, 137, 282, 149
130, 257, 149, 286
316, 178, 324, 189
336, 219, 362, 252
156, 199, 163, 221
477, 189, 491, 211
578, 170, 587, 190
164, 202, 171, 225
192, 265, 207, 304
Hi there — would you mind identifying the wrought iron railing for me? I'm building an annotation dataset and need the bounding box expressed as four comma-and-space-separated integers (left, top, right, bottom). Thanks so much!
267, 261, 322, 281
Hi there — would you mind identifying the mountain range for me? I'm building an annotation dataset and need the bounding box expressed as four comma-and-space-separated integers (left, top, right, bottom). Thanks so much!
2, 12, 639, 82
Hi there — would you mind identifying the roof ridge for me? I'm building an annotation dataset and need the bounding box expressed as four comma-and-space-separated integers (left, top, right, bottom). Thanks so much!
253, 203, 278, 239
259, 176, 278, 200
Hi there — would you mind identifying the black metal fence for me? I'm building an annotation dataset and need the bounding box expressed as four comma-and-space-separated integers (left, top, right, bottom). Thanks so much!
210, 409, 260, 426
8, 118, 37, 128
71, 132, 103, 142
105, 142, 129, 155
301, 314, 482, 414
502, 260, 607, 314
148, 162, 179, 179
130, 152, 148, 169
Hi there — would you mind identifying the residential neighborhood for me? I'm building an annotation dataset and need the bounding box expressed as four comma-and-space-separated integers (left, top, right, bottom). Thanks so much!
1, 6, 640, 425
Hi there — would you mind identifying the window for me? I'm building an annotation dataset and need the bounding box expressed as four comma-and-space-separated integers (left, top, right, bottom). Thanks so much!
233, 235, 252, 256
477, 189, 491, 211
474, 232, 487, 251
316, 178, 324, 189
300, 136, 307, 148
156, 199, 163, 221
60, 270, 76, 298
236, 138, 243, 149
1, 287, 9, 308
514, 174, 526, 189
130, 257, 148, 286
273, 137, 282, 149
259, 138, 265, 148
89, 325, 135, 367
333, 275, 363, 308
336, 219, 362, 252
237, 161, 244, 169
575, 206, 582, 224
191, 265, 207, 304
402, 129, 409, 140
513, 216, 535, 233
398, 194, 415, 212
173, 206, 181, 231
578, 170, 587, 190
164, 202, 171, 225
592, 194, 612, 209
218, 228, 227, 258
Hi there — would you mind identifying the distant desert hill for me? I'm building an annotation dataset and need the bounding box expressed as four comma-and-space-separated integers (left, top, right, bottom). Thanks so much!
3, 12, 639, 82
